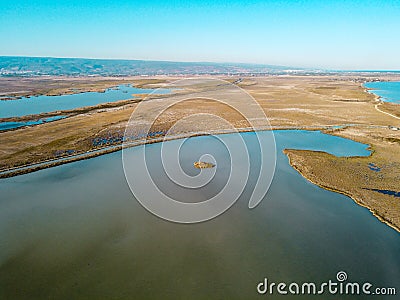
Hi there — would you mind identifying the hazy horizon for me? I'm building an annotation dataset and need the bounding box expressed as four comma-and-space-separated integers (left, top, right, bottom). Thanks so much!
3, 55, 400, 72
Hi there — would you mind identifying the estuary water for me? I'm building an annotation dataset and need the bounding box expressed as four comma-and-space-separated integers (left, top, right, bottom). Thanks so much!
0, 130, 398, 299
0, 84, 172, 118
364, 81, 400, 104
0, 115, 67, 131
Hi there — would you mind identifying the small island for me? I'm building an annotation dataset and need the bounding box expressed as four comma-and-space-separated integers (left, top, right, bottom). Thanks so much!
194, 161, 215, 169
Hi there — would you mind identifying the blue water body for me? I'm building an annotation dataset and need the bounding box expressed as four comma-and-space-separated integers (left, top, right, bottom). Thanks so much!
0, 115, 67, 131
0, 84, 172, 118
368, 163, 381, 172
272, 130, 371, 157
364, 188, 400, 198
1, 130, 398, 300
364, 81, 400, 104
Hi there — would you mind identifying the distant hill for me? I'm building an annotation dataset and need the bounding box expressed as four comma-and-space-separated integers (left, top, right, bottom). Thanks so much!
0, 56, 315, 77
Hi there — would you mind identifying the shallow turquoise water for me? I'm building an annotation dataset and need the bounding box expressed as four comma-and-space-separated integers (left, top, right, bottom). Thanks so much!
0, 115, 67, 131
0, 85, 171, 118
0, 130, 398, 299
364, 81, 400, 103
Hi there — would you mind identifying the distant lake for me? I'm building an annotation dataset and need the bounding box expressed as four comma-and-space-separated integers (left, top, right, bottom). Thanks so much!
0, 115, 67, 131
0, 130, 398, 299
0, 84, 172, 119
364, 81, 400, 103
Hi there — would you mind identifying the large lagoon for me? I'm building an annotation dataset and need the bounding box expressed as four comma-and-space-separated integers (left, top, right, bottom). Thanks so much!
0, 130, 398, 299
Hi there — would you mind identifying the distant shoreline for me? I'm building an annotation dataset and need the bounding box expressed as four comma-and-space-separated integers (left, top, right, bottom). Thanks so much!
2, 56, 400, 78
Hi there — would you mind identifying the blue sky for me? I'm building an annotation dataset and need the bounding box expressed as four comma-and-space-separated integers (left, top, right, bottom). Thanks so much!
1, 0, 399, 70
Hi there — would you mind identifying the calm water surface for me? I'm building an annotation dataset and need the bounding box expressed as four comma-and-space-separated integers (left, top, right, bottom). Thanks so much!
0, 84, 172, 118
0, 116, 67, 131
0, 130, 398, 299
364, 81, 400, 103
